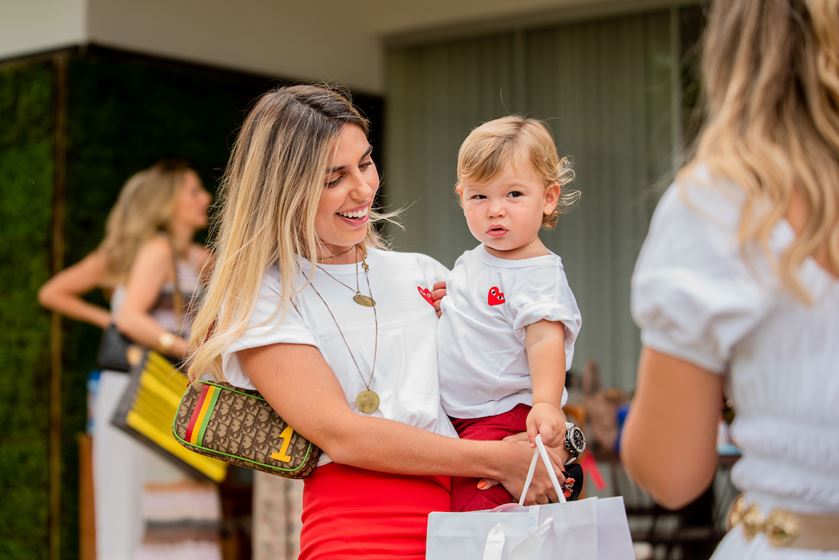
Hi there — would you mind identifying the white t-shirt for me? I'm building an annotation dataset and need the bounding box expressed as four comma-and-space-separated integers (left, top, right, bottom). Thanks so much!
222, 248, 459, 466
438, 244, 582, 419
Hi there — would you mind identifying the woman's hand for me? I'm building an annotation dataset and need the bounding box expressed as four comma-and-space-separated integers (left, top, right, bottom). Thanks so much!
431, 280, 446, 317
491, 434, 568, 505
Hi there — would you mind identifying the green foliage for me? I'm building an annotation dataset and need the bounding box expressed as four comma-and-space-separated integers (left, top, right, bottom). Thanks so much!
0, 61, 54, 559
65, 53, 279, 254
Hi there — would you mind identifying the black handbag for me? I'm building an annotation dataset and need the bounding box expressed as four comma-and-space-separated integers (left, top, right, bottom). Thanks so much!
96, 323, 141, 372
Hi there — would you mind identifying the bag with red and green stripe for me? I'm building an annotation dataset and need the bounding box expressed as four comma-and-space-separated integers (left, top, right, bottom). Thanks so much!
173, 379, 321, 478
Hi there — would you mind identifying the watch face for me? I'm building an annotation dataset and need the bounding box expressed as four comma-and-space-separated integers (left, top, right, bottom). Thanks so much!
566, 426, 586, 455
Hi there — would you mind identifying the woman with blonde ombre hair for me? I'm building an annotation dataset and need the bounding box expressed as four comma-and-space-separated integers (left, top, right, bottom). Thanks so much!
622, 0, 839, 557
40, 160, 217, 559
39, 160, 208, 326
188, 84, 571, 559
40, 163, 176, 324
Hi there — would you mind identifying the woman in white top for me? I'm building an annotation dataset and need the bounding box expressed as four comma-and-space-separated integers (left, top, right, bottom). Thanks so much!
622, 1, 839, 558
187, 85, 570, 559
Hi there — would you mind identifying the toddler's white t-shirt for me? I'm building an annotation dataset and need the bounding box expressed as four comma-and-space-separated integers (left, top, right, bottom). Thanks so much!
438, 244, 582, 419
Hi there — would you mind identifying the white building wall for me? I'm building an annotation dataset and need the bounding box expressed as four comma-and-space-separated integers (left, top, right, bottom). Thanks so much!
1, 0, 686, 93
0, 0, 87, 59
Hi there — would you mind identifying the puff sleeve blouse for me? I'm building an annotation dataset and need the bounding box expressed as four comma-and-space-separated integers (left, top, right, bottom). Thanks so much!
632, 169, 839, 515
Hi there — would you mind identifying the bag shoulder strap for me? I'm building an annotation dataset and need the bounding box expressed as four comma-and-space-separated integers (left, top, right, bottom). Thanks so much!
167, 236, 185, 331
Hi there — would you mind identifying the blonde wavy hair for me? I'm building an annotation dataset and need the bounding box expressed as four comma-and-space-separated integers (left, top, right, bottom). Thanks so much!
188, 84, 388, 380
99, 160, 193, 282
456, 115, 578, 229
686, 0, 839, 300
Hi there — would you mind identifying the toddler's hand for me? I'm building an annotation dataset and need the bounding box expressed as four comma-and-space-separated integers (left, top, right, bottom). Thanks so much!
527, 403, 567, 448
431, 280, 447, 317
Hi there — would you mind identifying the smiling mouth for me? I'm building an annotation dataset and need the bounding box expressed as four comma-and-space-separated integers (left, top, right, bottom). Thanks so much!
337, 205, 369, 218
336, 205, 370, 224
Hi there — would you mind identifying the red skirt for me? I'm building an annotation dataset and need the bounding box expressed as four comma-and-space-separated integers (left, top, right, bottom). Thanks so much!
299, 463, 451, 559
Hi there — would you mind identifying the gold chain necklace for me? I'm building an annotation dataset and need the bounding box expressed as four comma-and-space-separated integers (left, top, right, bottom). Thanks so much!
319, 244, 355, 261
303, 261, 380, 414
316, 245, 376, 307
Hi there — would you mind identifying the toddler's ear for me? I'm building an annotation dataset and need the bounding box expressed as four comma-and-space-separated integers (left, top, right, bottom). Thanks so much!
454, 183, 465, 206
544, 182, 561, 214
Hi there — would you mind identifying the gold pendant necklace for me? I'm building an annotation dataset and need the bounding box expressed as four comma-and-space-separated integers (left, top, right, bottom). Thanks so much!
352, 293, 376, 307
317, 246, 376, 307
305, 252, 380, 414
355, 389, 380, 414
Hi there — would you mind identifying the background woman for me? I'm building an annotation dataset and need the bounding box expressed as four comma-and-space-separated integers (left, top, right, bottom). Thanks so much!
41, 160, 217, 559
188, 85, 570, 559
622, 1, 839, 558
112, 160, 219, 560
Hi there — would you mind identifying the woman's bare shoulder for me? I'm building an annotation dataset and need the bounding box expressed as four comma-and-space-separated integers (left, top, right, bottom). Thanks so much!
188, 243, 213, 269
133, 235, 177, 274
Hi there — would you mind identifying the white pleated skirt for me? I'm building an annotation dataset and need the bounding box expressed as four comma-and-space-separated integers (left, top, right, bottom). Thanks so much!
93, 370, 222, 560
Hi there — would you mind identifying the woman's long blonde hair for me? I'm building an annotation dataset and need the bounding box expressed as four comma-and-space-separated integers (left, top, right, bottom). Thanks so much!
99, 160, 192, 282
188, 85, 387, 380
686, 0, 839, 300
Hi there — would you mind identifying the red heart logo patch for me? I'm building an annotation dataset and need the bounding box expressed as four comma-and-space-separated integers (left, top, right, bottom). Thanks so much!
417, 286, 434, 307
487, 286, 506, 306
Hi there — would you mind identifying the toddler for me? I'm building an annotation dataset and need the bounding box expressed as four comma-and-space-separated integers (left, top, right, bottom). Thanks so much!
438, 115, 582, 511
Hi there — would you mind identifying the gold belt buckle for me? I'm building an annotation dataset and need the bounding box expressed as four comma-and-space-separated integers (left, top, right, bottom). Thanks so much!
765, 509, 800, 548
727, 495, 800, 547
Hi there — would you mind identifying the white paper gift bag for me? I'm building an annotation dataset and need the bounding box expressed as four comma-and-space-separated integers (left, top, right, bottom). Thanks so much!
426, 436, 634, 560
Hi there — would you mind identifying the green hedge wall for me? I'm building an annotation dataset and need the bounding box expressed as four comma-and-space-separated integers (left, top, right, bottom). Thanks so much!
0, 61, 55, 560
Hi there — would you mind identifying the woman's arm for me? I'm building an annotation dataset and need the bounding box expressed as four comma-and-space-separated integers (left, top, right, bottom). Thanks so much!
621, 347, 723, 509
38, 250, 112, 328
238, 342, 566, 504
115, 237, 189, 358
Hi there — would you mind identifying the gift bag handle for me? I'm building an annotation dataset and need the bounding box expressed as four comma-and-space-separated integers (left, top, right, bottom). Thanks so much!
518, 434, 567, 505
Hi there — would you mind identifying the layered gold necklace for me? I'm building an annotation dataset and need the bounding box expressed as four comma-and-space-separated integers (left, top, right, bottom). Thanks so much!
307, 245, 380, 413
316, 246, 376, 307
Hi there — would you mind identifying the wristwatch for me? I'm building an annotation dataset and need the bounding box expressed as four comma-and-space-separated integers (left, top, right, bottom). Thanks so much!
564, 422, 586, 464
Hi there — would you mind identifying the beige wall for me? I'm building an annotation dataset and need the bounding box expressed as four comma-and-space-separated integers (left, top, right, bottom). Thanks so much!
1, 0, 686, 92
0, 0, 86, 59
85, 0, 629, 93
86, 0, 383, 92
